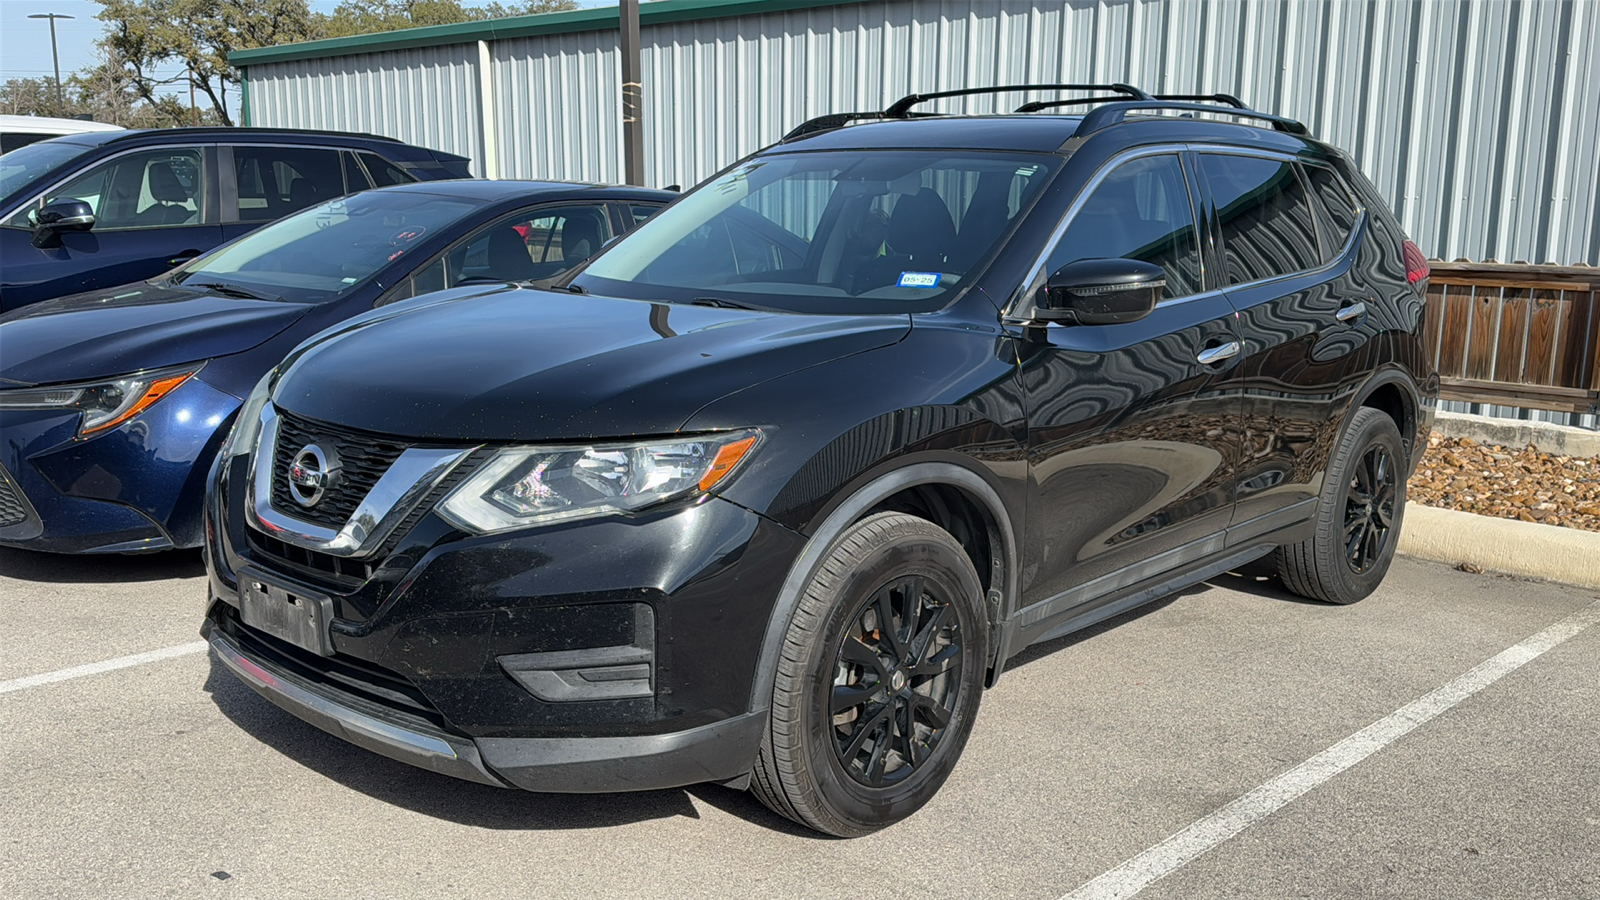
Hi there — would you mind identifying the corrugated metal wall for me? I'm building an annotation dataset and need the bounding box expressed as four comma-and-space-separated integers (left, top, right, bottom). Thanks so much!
246, 0, 1600, 268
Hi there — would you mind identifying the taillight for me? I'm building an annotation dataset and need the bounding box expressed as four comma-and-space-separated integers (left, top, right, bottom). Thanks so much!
1401, 239, 1430, 287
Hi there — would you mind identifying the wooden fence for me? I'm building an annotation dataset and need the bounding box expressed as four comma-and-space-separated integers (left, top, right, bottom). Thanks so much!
1423, 262, 1600, 415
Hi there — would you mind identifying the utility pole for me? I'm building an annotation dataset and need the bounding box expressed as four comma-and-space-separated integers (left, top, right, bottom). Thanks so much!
28, 13, 74, 116
619, 0, 644, 186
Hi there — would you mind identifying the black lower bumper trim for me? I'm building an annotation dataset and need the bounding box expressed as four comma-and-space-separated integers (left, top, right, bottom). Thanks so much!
477, 711, 766, 793
206, 625, 507, 788
208, 620, 768, 794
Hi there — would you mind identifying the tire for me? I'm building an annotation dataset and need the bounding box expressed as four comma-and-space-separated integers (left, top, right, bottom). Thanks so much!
750, 512, 987, 836
1275, 407, 1407, 604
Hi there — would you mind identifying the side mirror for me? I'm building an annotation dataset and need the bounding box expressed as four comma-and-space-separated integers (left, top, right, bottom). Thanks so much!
1033, 258, 1165, 326
31, 199, 96, 249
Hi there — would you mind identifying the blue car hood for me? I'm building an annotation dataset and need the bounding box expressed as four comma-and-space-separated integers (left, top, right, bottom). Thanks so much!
273, 285, 910, 440
0, 283, 310, 387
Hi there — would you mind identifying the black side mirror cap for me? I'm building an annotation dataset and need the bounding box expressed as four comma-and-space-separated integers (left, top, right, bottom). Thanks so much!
31, 199, 96, 249
1033, 257, 1165, 326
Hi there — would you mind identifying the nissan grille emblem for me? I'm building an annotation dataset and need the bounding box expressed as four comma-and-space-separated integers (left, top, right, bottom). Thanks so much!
287, 444, 339, 508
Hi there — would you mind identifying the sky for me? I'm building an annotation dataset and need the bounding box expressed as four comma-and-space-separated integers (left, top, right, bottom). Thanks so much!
1, 0, 616, 91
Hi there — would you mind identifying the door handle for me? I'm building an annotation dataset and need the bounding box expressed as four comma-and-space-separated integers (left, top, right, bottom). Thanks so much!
1196, 341, 1241, 366
1335, 301, 1367, 323
168, 251, 200, 267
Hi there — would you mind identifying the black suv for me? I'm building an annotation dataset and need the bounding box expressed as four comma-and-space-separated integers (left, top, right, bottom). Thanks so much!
202, 86, 1437, 836
0, 127, 471, 310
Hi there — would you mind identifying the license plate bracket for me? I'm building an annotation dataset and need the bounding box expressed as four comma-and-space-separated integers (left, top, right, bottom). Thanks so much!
238, 568, 335, 657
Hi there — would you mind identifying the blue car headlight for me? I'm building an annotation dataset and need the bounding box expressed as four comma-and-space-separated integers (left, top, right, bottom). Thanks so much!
0, 363, 203, 438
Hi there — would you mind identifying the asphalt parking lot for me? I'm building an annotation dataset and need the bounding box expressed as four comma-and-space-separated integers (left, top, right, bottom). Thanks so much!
2, 548, 1597, 900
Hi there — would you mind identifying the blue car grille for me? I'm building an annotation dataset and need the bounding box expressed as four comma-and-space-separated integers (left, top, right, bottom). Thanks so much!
0, 464, 30, 528
270, 412, 408, 531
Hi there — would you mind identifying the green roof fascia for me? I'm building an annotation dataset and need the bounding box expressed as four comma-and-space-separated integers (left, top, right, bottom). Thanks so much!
229, 0, 868, 68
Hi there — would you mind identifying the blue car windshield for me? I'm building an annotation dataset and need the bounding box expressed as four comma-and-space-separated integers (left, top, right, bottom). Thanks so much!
175, 190, 478, 302
571, 149, 1060, 314
0, 139, 91, 203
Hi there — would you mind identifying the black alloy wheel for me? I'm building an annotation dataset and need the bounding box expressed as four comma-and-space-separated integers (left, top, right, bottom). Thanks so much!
1344, 444, 1397, 574
751, 512, 987, 836
830, 574, 963, 787
1276, 406, 1408, 605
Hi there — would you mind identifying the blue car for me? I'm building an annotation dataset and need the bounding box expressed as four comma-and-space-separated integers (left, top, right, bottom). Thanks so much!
0, 180, 671, 553
0, 127, 473, 312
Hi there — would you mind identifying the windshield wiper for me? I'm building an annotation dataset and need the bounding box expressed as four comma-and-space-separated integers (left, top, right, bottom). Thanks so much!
689, 296, 762, 310
184, 281, 282, 302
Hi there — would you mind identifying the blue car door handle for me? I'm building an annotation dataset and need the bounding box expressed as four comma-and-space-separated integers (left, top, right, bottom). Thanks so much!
168, 250, 201, 266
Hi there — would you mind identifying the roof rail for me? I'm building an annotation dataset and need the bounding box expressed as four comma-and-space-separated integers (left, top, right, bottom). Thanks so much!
1151, 92, 1248, 109
884, 83, 1151, 117
783, 110, 940, 141
1016, 94, 1155, 113
1075, 100, 1309, 136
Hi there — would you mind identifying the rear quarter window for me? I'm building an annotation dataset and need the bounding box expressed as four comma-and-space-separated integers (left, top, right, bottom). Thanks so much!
1302, 163, 1363, 259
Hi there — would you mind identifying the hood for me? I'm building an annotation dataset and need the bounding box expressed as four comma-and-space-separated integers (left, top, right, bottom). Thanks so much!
272, 286, 909, 440
0, 282, 311, 387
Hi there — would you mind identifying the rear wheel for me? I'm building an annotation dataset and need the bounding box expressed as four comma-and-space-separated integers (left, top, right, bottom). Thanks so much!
1276, 407, 1407, 604
751, 512, 986, 836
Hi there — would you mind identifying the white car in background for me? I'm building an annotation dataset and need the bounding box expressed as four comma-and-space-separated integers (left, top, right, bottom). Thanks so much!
0, 114, 123, 154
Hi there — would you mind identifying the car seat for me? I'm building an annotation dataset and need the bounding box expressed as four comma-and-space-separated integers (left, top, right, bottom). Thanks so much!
484, 226, 537, 281
137, 162, 196, 226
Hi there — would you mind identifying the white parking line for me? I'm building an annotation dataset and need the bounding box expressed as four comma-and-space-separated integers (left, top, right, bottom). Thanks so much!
1061, 597, 1600, 900
0, 641, 208, 696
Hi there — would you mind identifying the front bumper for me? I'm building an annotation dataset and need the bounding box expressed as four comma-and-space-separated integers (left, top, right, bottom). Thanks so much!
206, 447, 803, 792
0, 377, 239, 553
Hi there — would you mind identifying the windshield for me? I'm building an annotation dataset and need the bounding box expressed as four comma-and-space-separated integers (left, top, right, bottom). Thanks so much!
175, 190, 478, 302
0, 139, 91, 204
572, 149, 1060, 313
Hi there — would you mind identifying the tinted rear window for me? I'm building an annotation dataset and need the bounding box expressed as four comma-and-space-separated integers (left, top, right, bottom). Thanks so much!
1302, 163, 1362, 258
1199, 154, 1321, 285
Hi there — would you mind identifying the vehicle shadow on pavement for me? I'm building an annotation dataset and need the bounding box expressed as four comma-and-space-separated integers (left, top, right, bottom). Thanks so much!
0, 546, 205, 583
201, 661, 810, 833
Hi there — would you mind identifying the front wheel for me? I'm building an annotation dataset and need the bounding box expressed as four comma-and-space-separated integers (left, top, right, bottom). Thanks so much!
1276, 406, 1408, 604
750, 512, 987, 836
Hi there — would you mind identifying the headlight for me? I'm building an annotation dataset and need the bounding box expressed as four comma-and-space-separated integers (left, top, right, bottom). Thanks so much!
438, 430, 761, 534
221, 369, 276, 458
0, 364, 201, 438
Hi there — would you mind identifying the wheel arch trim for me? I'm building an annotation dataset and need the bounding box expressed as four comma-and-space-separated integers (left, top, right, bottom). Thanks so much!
746, 461, 1018, 714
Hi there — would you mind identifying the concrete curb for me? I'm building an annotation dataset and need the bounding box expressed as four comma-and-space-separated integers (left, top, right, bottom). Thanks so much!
1398, 503, 1600, 590
1433, 411, 1600, 458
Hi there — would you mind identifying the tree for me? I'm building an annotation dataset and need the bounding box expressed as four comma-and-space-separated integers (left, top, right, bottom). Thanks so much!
318, 0, 578, 39
95, 0, 321, 126
89, 0, 577, 126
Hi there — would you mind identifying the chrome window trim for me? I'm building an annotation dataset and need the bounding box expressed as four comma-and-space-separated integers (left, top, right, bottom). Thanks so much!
0, 143, 212, 228
246, 403, 475, 558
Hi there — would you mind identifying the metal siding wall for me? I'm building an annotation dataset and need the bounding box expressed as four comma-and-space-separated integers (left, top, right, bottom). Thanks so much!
244, 0, 1600, 266
248, 44, 483, 173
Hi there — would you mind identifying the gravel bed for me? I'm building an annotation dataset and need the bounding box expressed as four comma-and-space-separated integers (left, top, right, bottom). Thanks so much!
1408, 433, 1600, 532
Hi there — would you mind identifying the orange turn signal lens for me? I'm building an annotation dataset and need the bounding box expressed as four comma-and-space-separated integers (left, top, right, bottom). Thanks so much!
80, 372, 194, 436
698, 435, 758, 492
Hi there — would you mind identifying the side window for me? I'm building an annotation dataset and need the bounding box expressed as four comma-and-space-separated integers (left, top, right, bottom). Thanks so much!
231, 146, 343, 223
628, 203, 662, 226
452, 204, 615, 284
342, 151, 373, 194
15, 147, 207, 230
361, 153, 413, 188
1198, 154, 1322, 284
1045, 154, 1202, 299
1302, 163, 1362, 259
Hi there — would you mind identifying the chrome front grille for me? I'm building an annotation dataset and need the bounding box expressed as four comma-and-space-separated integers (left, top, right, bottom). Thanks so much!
270, 412, 409, 530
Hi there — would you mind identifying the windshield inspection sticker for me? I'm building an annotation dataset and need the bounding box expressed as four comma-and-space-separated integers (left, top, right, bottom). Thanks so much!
897, 271, 942, 288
